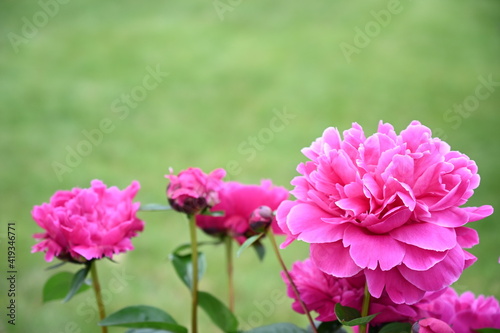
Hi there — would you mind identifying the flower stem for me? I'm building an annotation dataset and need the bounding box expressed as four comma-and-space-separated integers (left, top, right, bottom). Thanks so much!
90, 260, 108, 333
188, 214, 199, 333
225, 236, 235, 312
359, 283, 371, 333
267, 231, 317, 333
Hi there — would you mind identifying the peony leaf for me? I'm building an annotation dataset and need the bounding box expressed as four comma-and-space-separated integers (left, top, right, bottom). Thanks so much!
253, 240, 266, 261
317, 320, 343, 332
198, 291, 238, 333
378, 322, 412, 333
99, 305, 186, 333
334, 303, 377, 326
200, 209, 225, 217
139, 203, 172, 211
42, 271, 90, 303
169, 252, 206, 290
63, 263, 92, 303
245, 323, 308, 332
477, 330, 500, 333
237, 234, 263, 258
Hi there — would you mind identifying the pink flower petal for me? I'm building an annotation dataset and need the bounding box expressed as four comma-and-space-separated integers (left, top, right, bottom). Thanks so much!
343, 225, 405, 270
390, 223, 456, 251
311, 242, 362, 277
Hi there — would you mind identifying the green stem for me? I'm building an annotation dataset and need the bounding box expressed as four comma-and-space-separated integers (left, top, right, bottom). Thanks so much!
90, 260, 108, 333
188, 214, 199, 333
359, 283, 371, 333
225, 236, 235, 312
268, 232, 317, 333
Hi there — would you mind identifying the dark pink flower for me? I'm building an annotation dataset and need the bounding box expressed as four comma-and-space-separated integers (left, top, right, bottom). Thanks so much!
417, 287, 500, 333
196, 180, 288, 243
277, 121, 493, 304
165, 167, 226, 215
412, 318, 455, 333
32, 180, 144, 262
283, 258, 426, 325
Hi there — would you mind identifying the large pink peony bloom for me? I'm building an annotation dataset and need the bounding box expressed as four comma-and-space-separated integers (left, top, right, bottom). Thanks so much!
32, 180, 144, 262
277, 121, 493, 304
196, 180, 288, 243
417, 287, 500, 333
283, 258, 427, 325
165, 167, 226, 215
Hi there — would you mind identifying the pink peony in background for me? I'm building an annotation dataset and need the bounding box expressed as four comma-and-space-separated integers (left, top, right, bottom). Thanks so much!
165, 167, 226, 215
417, 287, 500, 333
32, 180, 144, 262
283, 258, 427, 325
277, 121, 493, 304
196, 180, 288, 243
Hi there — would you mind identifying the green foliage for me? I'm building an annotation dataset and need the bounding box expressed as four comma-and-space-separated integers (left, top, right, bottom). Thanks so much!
378, 322, 412, 333
170, 252, 207, 290
245, 323, 308, 332
198, 291, 239, 333
334, 304, 377, 327
99, 305, 187, 333
64, 263, 92, 303
42, 271, 90, 303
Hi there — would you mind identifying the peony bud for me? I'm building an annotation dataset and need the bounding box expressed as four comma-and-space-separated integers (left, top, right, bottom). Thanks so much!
249, 206, 273, 233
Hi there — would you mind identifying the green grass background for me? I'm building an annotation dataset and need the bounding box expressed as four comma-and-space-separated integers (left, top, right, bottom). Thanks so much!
1, 0, 499, 332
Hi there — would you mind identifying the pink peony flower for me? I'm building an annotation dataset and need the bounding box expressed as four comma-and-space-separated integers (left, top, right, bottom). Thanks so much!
32, 180, 144, 262
412, 318, 455, 333
165, 167, 226, 215
277, 121, 493, 304
283, 258, 426, 325
196, 180, 288, 243
417, 287, 500, 333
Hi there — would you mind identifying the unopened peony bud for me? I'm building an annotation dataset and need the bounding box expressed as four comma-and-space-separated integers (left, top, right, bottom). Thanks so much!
249, 206, 273, 233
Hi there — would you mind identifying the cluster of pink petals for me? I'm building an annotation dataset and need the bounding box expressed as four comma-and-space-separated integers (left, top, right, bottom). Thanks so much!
277, 121, 493, 304
283, 258, 426, 325
413, 318, 455, 333
32, 180, 144, 262
165, 167, 226, 215
196, 180, 288, 243
417, 287, 500, 333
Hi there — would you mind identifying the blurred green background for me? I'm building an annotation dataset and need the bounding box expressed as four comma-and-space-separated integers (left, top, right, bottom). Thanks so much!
1, 0, 499, 332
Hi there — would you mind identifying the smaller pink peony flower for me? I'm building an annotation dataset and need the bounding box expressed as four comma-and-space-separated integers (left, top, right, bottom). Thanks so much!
196, 180, 288, 243
283, 258, 427, 325
165, 167, 226, 215
32, 180, 144, 262
412, 318, 455, 333
417, 287, 500, 333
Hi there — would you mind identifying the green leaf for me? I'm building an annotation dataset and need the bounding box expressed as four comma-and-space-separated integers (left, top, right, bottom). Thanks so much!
245, 323, 308, 332
139, 204, 172, 211
379, 322, 412, 333
477, 329, 500, 333
253, 240, 266, 261
317, 320, 342, 333
333, 303, 377, 326
236, 234, 263, 258
169, 252, 206, 289
99, 305, 187, 333
45, 261, 67, 270
200, 209, 225, 217
198, 291, 238, 333
42, 271, 90, 303
64, 264, 92, 303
